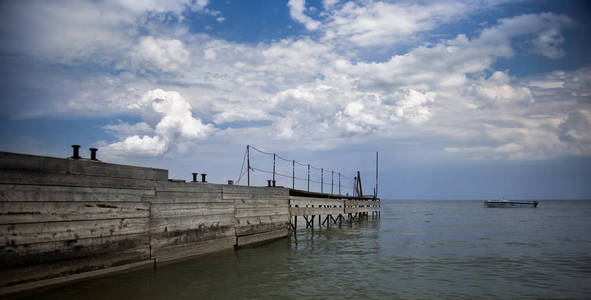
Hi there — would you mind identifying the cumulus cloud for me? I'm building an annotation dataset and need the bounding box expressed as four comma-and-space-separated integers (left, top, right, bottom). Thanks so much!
474, 71, 533, 105
129, 36, 190, 72
323, 1, 468, 46
1, 0, 588, 161
105, 89, 214, 156
478, 13, 572, 58
288, 0, 321, 30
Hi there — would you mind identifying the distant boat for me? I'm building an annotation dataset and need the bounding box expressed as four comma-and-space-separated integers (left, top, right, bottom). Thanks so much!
484, 199, 539, 208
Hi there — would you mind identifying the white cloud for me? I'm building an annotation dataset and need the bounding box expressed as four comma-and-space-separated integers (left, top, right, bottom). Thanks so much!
478, 13, 572, 59
323, 1, 468, 46
288, 0, 321, 30
1, 0, 588, 162
105, 89, 214, 156
129, 36, 190, 72
104, 121, 154, 139
474, 71, 533, 105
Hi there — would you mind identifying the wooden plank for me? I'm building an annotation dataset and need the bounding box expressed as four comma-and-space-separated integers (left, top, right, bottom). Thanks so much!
1, 233, 150, 268
155, 182, 222, 193
150, 214, 235, 233
235, 214, 289, 226
289, 207, 343, 216
233, 200, 288, 209
0, 247, 150, 288
152, 235, 235, 263
0, 151, 168, 181
0, 202, 149, 224
289, 196, 344, 207
236, 229, 288, 247
0, 184, 155, 202
234, 207, 288, 218
223, 185, 289, 196
151, 203, 233, 218
0, 170, 158, 189
224, 193, 290, 202
154, 191, 227, 203
1, 218, 149, 246
235, 222, 288, 237
151, 225, 235, 250
0, 260, 154, 297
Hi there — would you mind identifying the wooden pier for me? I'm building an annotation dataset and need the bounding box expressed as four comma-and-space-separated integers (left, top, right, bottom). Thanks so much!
288, 189, 380, 231
0, 150, 380, 296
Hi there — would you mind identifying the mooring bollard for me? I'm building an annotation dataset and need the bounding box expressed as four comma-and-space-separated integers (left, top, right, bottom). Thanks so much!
201, 173, 207, 183
71, 145, 81, 159
89, 148, 98, 160
192, 173, 198, 182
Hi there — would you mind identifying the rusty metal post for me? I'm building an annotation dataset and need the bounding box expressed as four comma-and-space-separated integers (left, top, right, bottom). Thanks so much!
247, 145, 250, 186
307, 164, 310, 191
321, 168, 323, 193
331, 170, 334, 194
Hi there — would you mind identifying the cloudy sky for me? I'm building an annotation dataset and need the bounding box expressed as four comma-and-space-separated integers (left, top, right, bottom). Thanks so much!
1, 0, 590, 199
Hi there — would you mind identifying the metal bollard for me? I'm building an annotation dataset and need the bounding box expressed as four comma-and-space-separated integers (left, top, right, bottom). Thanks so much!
89, 148, 98, 160
192, 173, 198, 182
71, 145, 81, 159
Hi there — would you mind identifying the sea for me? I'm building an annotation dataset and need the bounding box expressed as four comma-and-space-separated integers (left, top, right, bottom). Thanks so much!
20, 200, 591, 299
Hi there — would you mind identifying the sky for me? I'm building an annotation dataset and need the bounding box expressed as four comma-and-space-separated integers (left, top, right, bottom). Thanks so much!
1, 0, 590, 200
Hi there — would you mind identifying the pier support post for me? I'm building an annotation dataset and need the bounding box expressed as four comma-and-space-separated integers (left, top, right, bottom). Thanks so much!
307, 164, 310, 191
331, 170, 334, 194
321, 168, 323, 193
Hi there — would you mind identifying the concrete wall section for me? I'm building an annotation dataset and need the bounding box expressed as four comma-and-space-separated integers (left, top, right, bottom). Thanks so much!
224, 185, 289, 247
150, 182, 235, 263
0, 151, 292, 294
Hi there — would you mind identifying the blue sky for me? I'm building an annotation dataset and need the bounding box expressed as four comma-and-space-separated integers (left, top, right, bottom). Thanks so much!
1, 0, 590, 199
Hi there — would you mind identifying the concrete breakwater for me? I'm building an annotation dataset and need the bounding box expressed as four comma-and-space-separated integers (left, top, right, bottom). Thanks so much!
0, 151, 379, 296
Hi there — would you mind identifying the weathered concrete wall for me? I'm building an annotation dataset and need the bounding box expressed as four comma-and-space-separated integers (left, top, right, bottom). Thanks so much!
226, 185, 289, 247
0, 151, 290, 294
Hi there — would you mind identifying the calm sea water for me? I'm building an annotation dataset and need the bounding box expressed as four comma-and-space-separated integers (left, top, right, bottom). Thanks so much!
22, 200, 591, 299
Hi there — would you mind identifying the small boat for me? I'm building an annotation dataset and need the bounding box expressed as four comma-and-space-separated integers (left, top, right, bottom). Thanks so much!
484, 199, 539, 208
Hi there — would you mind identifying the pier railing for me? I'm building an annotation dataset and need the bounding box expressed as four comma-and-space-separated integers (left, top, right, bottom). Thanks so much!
237, 145, 360, 195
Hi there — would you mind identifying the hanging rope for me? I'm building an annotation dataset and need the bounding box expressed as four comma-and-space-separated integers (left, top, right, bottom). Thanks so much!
245, 144, 357, 192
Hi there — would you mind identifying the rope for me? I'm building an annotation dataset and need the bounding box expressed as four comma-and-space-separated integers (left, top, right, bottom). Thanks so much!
236, 147, 247, 184
245, 145, 359, 191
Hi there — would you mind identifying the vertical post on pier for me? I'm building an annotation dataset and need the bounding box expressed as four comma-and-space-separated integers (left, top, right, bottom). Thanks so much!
321, 168, 324, 193
247, 145, 250, 186
331, 170, 334, 194
273, 153, 276, 182
338, 172, 341, 195
292, 160, 295, 189
307, 164, 310, 191
375, 151, 379, 199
